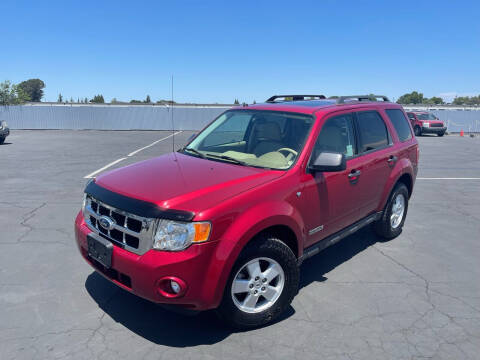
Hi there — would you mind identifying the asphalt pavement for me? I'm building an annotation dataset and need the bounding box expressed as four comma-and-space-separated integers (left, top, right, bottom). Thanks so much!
1, 130, 479, 360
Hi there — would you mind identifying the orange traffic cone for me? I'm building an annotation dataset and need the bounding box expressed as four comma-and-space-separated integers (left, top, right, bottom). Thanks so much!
460, 130, 464, 137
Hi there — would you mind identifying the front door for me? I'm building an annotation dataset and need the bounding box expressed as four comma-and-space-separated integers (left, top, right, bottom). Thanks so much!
299, 111, 364, 247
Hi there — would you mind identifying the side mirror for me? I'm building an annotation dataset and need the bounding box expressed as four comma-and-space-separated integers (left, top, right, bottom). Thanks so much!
309, 152, 346, 172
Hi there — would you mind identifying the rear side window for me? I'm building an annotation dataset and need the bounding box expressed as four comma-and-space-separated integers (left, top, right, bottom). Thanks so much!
356, 111, 389, 153
385, 109, 412, 142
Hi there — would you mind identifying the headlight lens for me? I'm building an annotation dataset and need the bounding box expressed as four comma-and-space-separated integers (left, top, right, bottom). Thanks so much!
422, 122, 430, 128
82, 193, 88, 216
153, 220, 211, 251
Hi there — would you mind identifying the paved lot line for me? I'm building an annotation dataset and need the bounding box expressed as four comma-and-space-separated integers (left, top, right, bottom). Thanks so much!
84, 158, 127, 179
127, 131, 182, 156
417, 177, 480, 180
84, 131, 183, 179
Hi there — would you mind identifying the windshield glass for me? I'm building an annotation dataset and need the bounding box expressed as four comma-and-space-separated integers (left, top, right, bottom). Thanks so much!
183, 110, 314, 170
417, 113, 437, 120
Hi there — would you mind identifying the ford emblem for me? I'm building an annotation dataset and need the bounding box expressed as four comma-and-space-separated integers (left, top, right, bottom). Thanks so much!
99, 216, 115, 230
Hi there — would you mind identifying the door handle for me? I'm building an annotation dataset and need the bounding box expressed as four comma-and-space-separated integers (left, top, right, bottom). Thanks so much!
348, 169, 361, 183
387, 155, 398, 166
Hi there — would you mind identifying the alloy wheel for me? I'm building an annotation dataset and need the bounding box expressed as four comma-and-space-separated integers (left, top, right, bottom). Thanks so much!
231, 257, 285, 314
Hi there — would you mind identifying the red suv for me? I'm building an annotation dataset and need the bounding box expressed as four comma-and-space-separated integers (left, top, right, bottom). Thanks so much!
407, 111, 447, 137
75, 94, 418, 328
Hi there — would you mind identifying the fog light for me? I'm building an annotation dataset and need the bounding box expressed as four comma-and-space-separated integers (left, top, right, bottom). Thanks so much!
156, 276, 187, 298
170, 280, 181, 294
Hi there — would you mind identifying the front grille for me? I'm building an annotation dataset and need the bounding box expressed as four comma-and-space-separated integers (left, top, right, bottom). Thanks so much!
430, 123, 444, 128
84, 195, 156, 255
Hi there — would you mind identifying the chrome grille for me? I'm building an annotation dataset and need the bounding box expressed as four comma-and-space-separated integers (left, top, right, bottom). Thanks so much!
430, 123, 444, 128
84, 195, 155, 255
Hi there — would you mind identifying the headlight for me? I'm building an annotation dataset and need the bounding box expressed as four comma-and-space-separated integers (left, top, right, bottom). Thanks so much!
82, 193, 88, 216
153, 219, 211, 251
0, 121, 5, 129
422, 122, 430, 128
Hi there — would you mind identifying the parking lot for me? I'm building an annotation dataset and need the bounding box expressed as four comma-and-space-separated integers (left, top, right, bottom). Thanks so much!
1, 130, 479, 360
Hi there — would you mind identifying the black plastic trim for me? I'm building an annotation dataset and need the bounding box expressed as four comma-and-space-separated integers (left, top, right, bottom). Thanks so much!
298, 211, 383, 265
85, 181, 195, 221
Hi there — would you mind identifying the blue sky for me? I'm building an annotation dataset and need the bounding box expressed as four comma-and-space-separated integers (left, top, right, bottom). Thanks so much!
1, 0, 479, 103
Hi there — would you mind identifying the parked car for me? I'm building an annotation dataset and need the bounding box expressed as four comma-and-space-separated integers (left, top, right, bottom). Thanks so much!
75, 94, 418, 328
406, 111, 447, 137
0, 121, 9, 144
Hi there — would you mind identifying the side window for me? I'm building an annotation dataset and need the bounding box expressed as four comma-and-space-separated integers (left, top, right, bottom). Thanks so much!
407, 112, 415, 120
356, 111, 389, 153
312, 113, 356, 160
385, 109, 412, 142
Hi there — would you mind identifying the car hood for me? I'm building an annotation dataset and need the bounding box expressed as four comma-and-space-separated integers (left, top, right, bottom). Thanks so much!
95, 152, 284, 213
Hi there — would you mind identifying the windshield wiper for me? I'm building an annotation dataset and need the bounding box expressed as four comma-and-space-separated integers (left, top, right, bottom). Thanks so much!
181, 147, 206, 159
205, 153, 247, 166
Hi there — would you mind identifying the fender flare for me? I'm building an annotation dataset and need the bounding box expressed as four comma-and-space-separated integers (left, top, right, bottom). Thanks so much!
378, 158, 414, 211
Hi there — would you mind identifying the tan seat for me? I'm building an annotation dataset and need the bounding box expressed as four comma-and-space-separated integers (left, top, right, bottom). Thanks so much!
250, 121, 284, 156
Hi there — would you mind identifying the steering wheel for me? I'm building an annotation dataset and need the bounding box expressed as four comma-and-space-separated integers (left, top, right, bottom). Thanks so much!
277, 148, 298, 161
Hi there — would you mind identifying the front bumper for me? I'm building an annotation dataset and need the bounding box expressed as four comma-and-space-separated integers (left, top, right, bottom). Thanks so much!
421, 126, 446, 134
75, 211, 221, 310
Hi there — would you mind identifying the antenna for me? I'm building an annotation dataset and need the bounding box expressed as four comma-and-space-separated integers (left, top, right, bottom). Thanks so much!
171, 75, 175, 153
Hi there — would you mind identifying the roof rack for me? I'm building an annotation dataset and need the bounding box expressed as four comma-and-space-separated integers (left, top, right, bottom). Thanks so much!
266, 94, 326, 103
336, 95, 390, 104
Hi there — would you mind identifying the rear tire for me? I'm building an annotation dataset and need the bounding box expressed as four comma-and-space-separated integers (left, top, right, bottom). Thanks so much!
414, 126, 422, 137
373, 183, 409, 240
0, 137, 4, 145
216, 235, 299, 329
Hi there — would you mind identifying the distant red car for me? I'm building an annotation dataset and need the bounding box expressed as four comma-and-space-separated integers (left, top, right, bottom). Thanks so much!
75, 94, 418, 328
407, 111, 447, 137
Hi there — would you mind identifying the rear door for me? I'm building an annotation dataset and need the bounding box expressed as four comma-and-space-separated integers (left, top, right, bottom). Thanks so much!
351, 110, 395, 215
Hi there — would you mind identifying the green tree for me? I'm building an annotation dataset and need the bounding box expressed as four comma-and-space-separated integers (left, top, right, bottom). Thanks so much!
18, 79, 45, 102
144, 95, 151, 103
111, 98, 118, 104
70, 97, 74, 103
453, 95, 480, 105
397, 91, 424, 104
425, 96, 444, 105
57, 93, 63, 102
84, 97, 88, 103
130, 99, 142, 104
0, 80, 30, 105
90, 94, 105, 103
234, 99, 240, 104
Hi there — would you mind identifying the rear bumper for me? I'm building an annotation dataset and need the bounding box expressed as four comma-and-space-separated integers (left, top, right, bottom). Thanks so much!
75, 211, 222, 310
421, 127, 446, 134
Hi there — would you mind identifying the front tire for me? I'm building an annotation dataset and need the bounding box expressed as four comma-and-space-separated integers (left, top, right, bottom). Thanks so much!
217, 236, 299, 329
438, 132, 445, 137
0, 137, 5, 145
414, 126, 422, 137
374, 183, 409, 240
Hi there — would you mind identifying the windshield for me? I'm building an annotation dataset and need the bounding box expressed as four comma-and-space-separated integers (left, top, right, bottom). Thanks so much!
417, 113, 437, 120
183, 110, 314, 170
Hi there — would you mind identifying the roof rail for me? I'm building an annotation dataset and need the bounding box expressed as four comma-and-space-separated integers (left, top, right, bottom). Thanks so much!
266, 94, 326, 103
336, 95, 390, 104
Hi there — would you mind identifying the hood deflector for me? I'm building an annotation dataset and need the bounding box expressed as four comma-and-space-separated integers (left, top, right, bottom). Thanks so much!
85, 181, 195, 221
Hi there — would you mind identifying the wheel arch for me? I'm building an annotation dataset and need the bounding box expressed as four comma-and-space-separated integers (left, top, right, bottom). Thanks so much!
378, 160, 414, 211
202, 201, 304, 309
